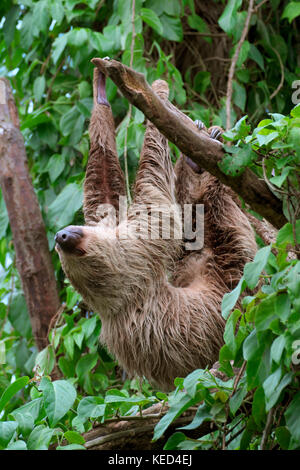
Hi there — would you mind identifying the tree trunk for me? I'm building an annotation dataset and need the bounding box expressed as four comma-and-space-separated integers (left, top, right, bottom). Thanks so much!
0, 78, 61, 350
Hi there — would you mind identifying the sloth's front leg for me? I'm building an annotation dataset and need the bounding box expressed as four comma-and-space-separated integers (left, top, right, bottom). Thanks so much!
184, 120, 223, 173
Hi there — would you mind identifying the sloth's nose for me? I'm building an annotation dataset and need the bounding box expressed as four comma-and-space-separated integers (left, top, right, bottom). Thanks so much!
55, 226, 84, 253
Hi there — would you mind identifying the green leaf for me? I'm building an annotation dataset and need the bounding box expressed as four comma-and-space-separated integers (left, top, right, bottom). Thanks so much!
64, 430, 85, 445
20, 12, 35, 49
193, 71, 211, 94
255, 295, 278, 331
60, 107, 80, 136
8, 293, 32, 338
34, 345, 55, 376
187, 14, 211, 41
69, 114, 85, 145
32, 0, 50, 35
0, 421, 18, 449
11, 398, 43, 437
263, 371, 292, 411
233, 81, 246, 111
164, 432, 187, 450
56, 444, 86, 450
285, 392, 300, 442
271, 335, 286, 364
0, 195, 9, 239
222, 277, 246, 319
218, 0, 242, 34
33, 75, 46, 102
27, 425, 54, 450
281, 2, 300, 22
244, 245, 271, 289
0, 377, 29, 413
276, 221, 300, 245
48, 183, 83, 230
248, 44, 264, 70
6, 440, 27, 450
46, 154, 66, 183
10, 411, 34, 439
252, 386, 266, 427
219, 144, 256, 176
50, 0, 64, 24
67, 28, 88, 47
153, 392, 194, 441
77, 396, 106, 419
52, 34, 67, 64
256, 131, 279, 147
42, 379, 77, 427
163, 1, 181, 16
229, 381, 247, 415
66, 285, 81, 309
275, 427, 291, 450
76, 98, 93, 118
243, 329, 260, 360
291, 104, 300, 118
140, 8, 163, 35
236, 40, 250, 68
179, 403, 211, 430
284, 262, 300, 299
76, 353, 98, 381
224, 309, 242, 354
3, 5, 20, 47
160, 13, 183, 42
64, 335, 75, 360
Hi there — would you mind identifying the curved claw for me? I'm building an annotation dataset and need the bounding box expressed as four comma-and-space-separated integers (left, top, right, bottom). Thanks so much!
209, 126, 223, 142
194, 119, 205, 131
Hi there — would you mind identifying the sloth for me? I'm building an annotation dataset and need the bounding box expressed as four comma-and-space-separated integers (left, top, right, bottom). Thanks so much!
55, 66, 256, 391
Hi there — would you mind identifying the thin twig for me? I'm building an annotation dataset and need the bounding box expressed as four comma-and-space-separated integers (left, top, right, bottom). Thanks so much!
260, 407, 275, 450
226, 0, 255, 130
222, 361, 247, 449
46, 59, 65, 101
122, 0, 136, 204
253, 0, 269, 13
204, 57, 231, 62
269, 46, 285, 101
184, 32, 227, 38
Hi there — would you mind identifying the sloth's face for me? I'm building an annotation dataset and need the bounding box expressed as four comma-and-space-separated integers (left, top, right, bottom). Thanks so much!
55, 224, 122, 309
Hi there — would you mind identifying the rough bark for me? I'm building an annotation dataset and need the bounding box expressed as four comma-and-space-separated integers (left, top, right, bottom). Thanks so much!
91, 58, 287, 230
0, 78, 61, 350
53, 363, 229, 450
50, 403, 213, 450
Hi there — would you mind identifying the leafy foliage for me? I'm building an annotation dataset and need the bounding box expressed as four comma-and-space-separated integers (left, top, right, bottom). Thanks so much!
0, 0, 299, 450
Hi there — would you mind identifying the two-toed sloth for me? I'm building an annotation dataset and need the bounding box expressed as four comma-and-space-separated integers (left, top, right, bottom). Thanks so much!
55, 66, 256, 391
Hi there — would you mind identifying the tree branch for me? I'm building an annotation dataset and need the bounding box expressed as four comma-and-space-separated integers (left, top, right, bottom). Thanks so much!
0, 78, 61, 350
91, 58, 287, 229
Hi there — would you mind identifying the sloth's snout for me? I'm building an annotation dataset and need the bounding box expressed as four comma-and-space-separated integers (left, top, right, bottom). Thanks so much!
55, 226, 84, 254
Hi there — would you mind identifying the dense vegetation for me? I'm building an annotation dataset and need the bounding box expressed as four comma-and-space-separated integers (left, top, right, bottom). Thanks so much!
0, 0, 299, 450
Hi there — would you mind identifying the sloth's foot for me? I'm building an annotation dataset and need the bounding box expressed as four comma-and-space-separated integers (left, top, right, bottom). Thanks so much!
208, 126, 224, 142
194, 119, 207, 131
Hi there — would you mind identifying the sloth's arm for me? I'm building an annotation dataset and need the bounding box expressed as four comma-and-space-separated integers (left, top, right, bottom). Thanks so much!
83, 68, 125, 225
133, 80, 176, 208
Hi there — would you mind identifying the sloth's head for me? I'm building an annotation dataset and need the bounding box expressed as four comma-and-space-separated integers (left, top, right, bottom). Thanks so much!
55, 224, 123, 310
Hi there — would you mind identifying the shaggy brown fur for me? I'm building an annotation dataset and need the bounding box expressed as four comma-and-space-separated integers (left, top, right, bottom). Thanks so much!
84, 68, 126, 224
56, 70, 256, 391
